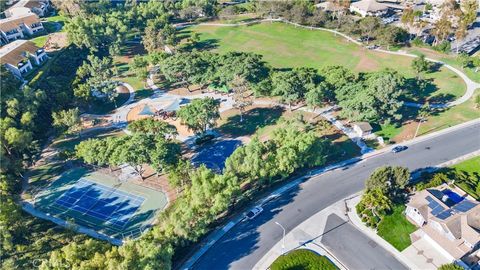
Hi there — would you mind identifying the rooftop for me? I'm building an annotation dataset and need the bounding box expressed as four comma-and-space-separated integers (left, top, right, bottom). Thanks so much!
351, 0, 389, 12
0, 13, 41, 32
0, 39, 41, 66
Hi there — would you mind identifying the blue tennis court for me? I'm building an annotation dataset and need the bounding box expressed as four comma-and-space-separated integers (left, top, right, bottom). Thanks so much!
55, 178, 144, 229
192, 139, 242, 173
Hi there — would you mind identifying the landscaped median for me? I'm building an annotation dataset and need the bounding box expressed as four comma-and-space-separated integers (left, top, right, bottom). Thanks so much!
270, 249, 338, 270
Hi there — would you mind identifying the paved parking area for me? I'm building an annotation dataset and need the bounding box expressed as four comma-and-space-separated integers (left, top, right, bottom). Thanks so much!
321, 214, 408, 270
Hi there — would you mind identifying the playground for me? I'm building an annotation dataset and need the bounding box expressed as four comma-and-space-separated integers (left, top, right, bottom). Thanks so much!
32, 167, 168, 240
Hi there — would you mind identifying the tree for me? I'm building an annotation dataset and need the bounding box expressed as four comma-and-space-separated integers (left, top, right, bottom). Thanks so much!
177, 98, 220, 134
432, 14, 452, 45
365, 166, 410, 200
414, 103, 431, 138
338, 70, 405, 123
131, 56, 149, 86
411, 54, 431, 78
460, 0, 478, 26
305, 82, 327, 113
52, 108, 82, 135
454, 21, 468, 54
401, 7, 415, 40
65, 12, 128, 54
230, 75, 253, 122
359, 188, 392, 219
127, 118, 177, 139
359, 17, 380, 44
457, 53, 472, 69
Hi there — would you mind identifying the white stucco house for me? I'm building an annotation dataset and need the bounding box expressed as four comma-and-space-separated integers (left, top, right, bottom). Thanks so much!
6, 0, 51, 18
406, 185, 480, 267
0, 13, 44, 44
0, 39, 48, 78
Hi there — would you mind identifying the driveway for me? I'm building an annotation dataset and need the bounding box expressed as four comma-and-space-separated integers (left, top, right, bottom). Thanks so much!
321, 214, 408, 270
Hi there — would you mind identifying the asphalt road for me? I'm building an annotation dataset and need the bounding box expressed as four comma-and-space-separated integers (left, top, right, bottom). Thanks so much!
321, 214, 408, 270
192, 121, 480, 270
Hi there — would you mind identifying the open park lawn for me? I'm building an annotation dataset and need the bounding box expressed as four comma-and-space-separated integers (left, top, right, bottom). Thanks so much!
405, 47, 480, 84
270, 249, 337, 270
189, 22, 465, 101
377, 205, 417, 251
113, 43, 153, 98
374, 90, 480, 144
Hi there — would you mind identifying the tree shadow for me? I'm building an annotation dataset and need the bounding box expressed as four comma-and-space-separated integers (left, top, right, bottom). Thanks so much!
402, 78, 438, 102
218, 106, 285, 137
193, 38, 220, 51
429, 62, 442, 73
428, 93, 456, 103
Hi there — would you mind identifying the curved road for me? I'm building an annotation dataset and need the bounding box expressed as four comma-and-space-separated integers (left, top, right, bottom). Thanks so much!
191, 120, 480, 270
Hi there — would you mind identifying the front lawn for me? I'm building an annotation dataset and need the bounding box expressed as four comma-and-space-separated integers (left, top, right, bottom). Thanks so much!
270, 249, 338, 270
451, 156, 480, 200
377, 205, 417, 251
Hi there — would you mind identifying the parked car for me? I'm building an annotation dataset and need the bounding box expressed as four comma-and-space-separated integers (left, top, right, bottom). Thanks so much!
366, 45, 379, 50
245, 206, 263, 220
391, 145, 408, 153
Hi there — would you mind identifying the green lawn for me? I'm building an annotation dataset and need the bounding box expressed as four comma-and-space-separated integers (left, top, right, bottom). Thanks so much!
189, 22, 465, 101
377, 205, 417, 251
452, 156, 480, 174
31, 35, 48, 47
451, 156, 480, 200
270, 249, 338, 270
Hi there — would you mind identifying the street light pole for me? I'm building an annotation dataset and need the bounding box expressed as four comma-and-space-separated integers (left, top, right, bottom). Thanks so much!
275, 221, 286, 255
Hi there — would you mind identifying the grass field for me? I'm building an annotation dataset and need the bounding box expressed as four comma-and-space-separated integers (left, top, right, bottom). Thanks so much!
377, 205, 417, 251
270, 249, 338, 270
189, 22, 466, 101
452, 156, 480, 174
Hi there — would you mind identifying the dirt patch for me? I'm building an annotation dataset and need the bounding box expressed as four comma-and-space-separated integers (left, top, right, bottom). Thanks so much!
392, 121, 417, 142
168, 85, 203, 96
354, 52, 380, 71
44, 32, 68, 52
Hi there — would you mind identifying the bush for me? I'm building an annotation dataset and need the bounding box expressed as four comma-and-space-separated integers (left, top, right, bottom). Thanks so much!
432, 41, 451, 53
270, 249, 337, 270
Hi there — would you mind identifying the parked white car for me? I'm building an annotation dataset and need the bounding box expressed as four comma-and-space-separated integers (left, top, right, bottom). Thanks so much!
245, 206, 263, 220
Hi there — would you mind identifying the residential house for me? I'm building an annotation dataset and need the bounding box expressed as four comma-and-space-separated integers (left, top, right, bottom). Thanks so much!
7, 0, 50, 17
0, 39, 48, 78
349, 0, 390, 17
0, 13, 44, 44
406, 185, 480, 267
352, 122, 373, 137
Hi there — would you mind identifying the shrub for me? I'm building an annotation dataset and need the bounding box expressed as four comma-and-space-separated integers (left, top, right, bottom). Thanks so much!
270, 249, 337, 270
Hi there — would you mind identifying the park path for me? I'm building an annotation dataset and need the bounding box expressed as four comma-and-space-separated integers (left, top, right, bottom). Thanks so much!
196, 18, 480, 108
